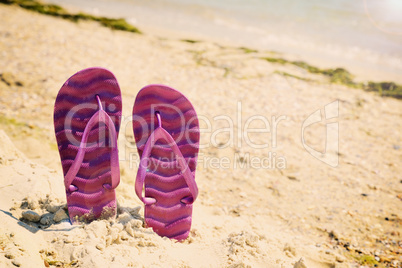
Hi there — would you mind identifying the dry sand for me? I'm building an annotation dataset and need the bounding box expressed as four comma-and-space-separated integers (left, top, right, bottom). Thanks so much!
0, 4, 401, 268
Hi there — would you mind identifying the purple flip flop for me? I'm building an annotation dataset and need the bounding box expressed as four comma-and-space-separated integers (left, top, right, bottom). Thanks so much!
54, 67, 122, 223
133, 84, 200, 241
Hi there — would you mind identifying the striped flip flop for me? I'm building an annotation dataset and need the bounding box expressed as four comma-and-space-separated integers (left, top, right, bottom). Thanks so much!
54, 67, 122, 223
133, 84, 199, 241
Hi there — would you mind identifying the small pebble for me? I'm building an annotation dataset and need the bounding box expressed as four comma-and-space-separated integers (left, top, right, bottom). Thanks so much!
53, 209, 68, 222
5, 252, 15, 259
46, 204, 60, 214
22, 210, 40, 222
96, 244, 105, 251
12, 258, 21, 267
40, 213, 54, 225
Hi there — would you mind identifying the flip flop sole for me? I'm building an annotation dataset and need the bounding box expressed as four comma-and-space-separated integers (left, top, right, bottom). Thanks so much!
133, 84, 199, 240
54, 67, 122, 223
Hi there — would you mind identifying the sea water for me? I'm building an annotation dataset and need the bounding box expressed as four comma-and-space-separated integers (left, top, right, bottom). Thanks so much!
46, 0, 402, 81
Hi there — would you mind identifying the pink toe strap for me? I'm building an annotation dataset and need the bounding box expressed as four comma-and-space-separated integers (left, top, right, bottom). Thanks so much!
64, 107, 120, 192
135, 126, 198, 205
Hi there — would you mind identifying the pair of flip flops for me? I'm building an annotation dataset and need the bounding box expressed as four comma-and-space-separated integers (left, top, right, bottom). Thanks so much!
54, 67, 199, 241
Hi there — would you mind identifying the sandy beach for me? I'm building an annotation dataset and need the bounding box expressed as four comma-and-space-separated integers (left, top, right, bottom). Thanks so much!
0, 3, 401, 268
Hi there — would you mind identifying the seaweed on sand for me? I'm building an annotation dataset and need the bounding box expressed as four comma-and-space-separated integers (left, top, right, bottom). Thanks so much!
262, 57, 402, 99
0, 0, 141, 33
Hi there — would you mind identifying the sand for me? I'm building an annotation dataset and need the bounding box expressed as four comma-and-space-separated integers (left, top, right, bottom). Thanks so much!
0, 4, 401, 268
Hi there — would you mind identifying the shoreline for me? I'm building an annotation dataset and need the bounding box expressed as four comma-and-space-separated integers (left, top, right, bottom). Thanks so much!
2, 0, 401, 99
44, 0, 402, 84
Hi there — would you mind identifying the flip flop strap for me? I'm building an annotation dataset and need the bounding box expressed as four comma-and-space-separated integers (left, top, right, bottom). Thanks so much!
64, 109, 119, 192
135, 127, 198, 205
